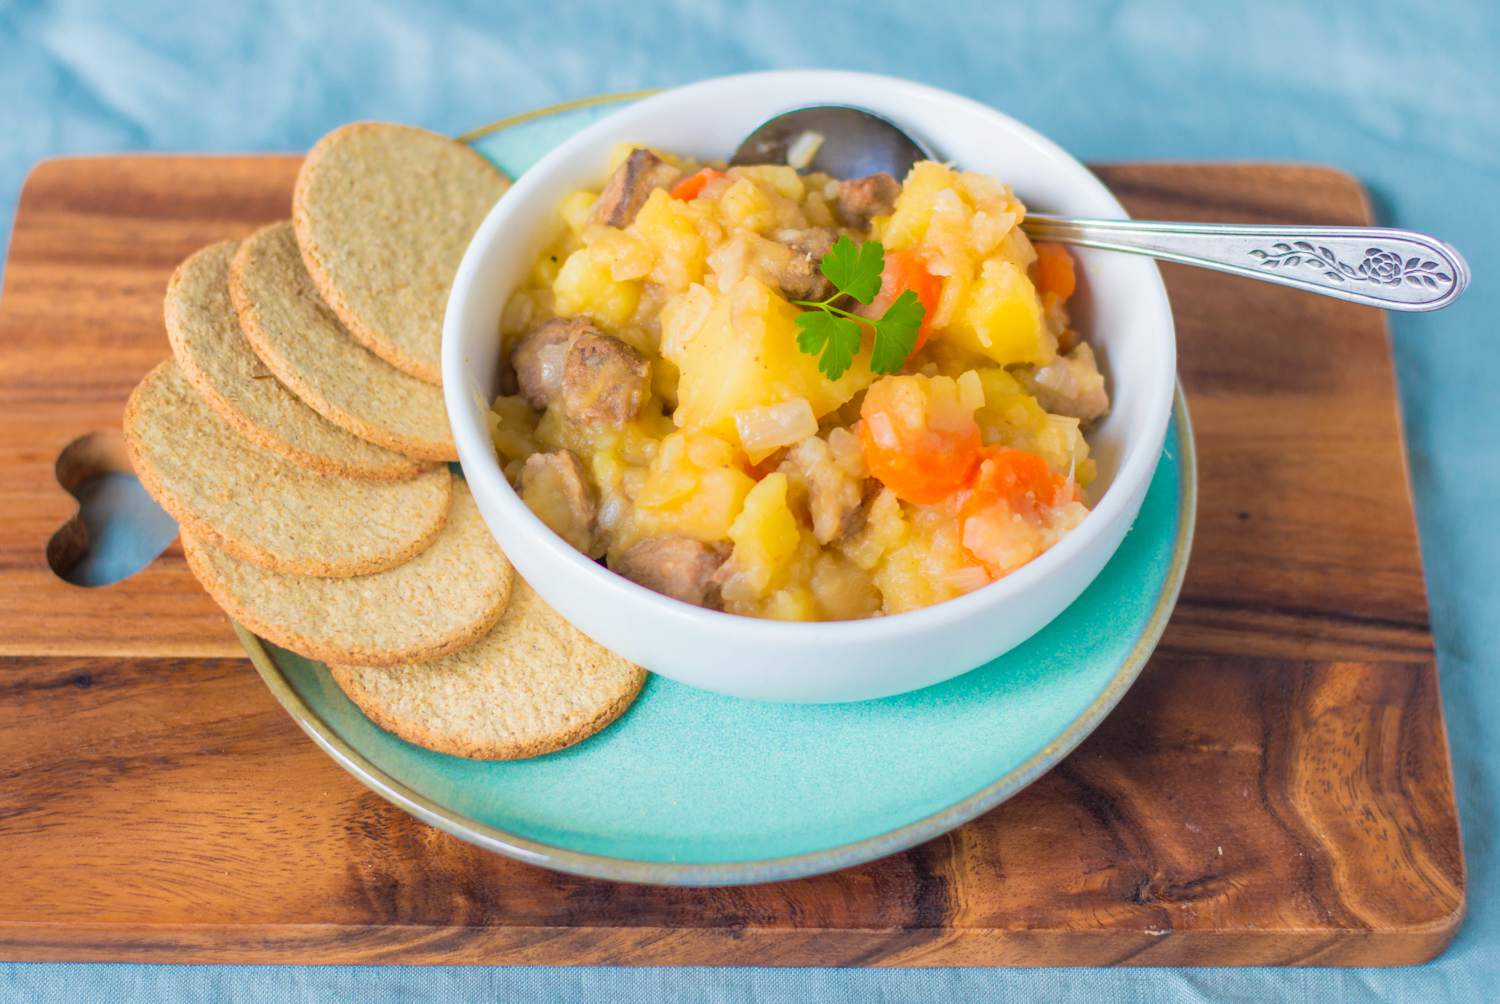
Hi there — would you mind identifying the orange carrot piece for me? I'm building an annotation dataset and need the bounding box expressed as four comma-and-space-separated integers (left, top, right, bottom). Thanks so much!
1034, 242, 1077, 301
858, 377, 982, 505
962, 446, 1068, 518
866, 248, 943, 359
670, 168, 726, 201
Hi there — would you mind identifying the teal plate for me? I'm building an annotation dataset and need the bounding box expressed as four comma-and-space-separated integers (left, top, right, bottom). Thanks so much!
239, 97, 1198, 886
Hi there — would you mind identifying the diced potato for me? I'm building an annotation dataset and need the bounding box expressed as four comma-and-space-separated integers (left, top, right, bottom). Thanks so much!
666, 277, 872, 437
534, 396, 608, 457
974, 368, 1047, 439
878, 161, 962, 251
880, 161, 1024, 253
528, 253, 562, 289
1033, 413, 1096, 487
714, 168, 813, 233
632, 190, 706, 290
500, 287, 550, 339
947, 259, 1054, 366
520, 458, 597, 556
762, 585, 819, 622
488, 394, 539, 464
872, 505, 977, 613
870, 543, 930, 614
724, 472, 802, 596
717, 177, 778, 233
810, 552, 881, 620
731, 164, 805, 202
801, 187, 836, 227
553, 247, 641, 330
526, 227, 580, 291
638, 466, 755, 542
633, 429, 755, 542
837, 487, 907, 571
658, 282, 713, 359
584, 224, 655, 282
561, 190, 600, 235
619, 411, 673, 465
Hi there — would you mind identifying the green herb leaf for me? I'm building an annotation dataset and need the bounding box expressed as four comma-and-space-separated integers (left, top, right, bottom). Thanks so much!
795, 310, 863, 381
818, 235, 885, 305
792, 237, 928, 377
869, 289, 925, 374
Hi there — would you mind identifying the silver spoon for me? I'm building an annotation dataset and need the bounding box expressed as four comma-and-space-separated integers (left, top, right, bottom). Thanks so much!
733, 106, 1469, 312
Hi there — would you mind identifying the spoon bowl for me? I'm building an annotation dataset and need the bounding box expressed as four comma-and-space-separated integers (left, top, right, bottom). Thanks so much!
731, 105, 931, 180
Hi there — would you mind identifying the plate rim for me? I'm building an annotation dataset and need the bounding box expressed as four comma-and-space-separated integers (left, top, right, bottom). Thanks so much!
238, 94, 1198, 885
454, 89, 660, 144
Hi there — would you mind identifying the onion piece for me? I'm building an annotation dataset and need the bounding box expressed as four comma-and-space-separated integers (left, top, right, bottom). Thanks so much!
944, 565, 992, 594
786, 131, 825, 171
957, 370, 985, 414
735, 398, 818, 463
865, 411, 899, 451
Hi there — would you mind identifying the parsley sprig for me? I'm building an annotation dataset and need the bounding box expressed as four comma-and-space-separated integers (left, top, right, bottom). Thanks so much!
793, 236, 924, 380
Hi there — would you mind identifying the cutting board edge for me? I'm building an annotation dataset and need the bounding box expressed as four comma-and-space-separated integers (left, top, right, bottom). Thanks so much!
0, 912, 1463, 967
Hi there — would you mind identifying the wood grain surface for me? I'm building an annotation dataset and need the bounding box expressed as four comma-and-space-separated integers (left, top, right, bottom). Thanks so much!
0, 157, 1464, 966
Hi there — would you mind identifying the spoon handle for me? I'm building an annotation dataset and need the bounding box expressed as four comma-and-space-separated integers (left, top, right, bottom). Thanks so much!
1020, 215, 1469, 312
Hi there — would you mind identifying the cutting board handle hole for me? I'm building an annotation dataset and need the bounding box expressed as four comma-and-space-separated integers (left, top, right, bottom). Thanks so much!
46, 430, 178, 588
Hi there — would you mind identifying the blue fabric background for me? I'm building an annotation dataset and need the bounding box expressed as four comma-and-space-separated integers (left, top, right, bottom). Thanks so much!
2, 0, 1495, 999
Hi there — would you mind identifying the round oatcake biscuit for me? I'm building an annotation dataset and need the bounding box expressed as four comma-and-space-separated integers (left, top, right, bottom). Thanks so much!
124, 360, 452, 576
230, 222, 458, 462
329, 578, 647, 760
184, 482, 513, 667
165, 240, 432, 481
293, 121, 510, 385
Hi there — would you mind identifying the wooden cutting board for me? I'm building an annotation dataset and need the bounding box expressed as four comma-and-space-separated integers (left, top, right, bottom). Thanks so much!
0, 157, 1463, 966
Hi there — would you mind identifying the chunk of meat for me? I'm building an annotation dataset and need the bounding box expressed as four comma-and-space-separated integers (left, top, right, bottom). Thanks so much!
768, 227, 837, 301
511, 316, 598, 410
780, 429, 873, 544
519, 450, 597, 554
512, 319, 651, 426
835, 173, 900, 228
590, 148, 683, 228
611, 536, 729, 608
563, 331, 651, 425
1023, 343, 1110, 426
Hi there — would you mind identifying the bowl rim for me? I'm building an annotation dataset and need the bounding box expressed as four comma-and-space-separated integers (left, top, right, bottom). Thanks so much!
238, 388, 1195, 885
442, 69, 1179, 644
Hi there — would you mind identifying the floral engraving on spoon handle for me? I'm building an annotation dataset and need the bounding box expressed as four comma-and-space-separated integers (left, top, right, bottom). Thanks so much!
1247, 242, 1455, 291
1021, 214, 1468, 311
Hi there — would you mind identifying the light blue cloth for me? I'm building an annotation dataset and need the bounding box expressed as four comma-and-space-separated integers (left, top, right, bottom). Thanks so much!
2, 0, 1495, 999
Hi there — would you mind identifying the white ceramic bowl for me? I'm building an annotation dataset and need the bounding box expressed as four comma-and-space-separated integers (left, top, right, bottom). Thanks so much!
444, 71, 1175, 703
